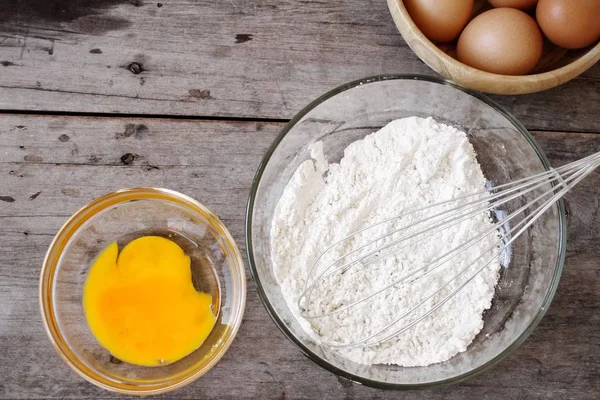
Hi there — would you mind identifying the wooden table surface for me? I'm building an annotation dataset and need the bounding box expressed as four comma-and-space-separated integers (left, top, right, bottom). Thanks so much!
1, 1, 599, 399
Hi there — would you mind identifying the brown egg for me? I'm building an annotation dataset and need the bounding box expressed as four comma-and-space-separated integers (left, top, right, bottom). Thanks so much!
457, 8, 543, 75
487, 0, 539, 9
404, 0, 474, 43
536, 0, 600, 49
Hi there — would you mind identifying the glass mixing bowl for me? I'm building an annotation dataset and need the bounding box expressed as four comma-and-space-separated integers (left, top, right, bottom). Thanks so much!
40, 188, 246, 395
246, 75, 566, 388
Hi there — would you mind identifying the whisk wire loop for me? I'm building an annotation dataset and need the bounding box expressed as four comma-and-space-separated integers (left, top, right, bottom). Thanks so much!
299, 152, 600, 348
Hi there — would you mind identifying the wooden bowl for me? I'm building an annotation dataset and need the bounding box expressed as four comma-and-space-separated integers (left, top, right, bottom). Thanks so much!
387, 0, 600, 95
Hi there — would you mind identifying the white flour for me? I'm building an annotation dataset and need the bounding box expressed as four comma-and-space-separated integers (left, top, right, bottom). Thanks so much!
270, 117, 500, 366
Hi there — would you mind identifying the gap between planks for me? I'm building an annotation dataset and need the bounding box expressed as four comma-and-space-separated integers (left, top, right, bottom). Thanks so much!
0, 109, 289, 124
2, 110, 600, 135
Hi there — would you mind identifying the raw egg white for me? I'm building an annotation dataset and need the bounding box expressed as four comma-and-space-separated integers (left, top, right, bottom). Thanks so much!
404, 0, 474, 43
457, 8, 543, 75
536, 0, 600, 49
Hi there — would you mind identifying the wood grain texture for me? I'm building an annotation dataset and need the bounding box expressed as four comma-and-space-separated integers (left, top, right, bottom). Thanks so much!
0, 0, 598, 132
387, 0, 600, 95
0, 115, 599, 399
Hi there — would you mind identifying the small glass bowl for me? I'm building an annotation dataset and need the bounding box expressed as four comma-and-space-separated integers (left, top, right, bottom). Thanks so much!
246, 75, 566, 388
40, 188, 246, 395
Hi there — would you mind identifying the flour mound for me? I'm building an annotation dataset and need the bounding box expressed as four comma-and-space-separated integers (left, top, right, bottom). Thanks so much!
270, 117, 500, 366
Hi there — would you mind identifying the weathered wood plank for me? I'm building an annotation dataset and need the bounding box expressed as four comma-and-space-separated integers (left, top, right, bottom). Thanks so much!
0, 1, 599, 132
0, 115, 599, 399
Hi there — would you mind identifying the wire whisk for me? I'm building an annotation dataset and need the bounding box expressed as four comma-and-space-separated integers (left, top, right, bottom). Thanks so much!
298, 151, 600, 349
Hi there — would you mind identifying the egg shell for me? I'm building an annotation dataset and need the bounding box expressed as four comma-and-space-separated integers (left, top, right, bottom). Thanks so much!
487, 0, 539, 10
536, 0, 600, 49
457, 8, 544, 75
404, 0, 474, 43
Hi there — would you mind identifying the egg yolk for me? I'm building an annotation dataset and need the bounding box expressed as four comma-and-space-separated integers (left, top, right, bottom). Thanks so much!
83, 236, 216, 367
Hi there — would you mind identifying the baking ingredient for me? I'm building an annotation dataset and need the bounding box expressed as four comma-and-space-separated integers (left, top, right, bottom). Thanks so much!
457, 8, 543, 75
83, 236, 216, 366
487, 0, 538, 9
404, 0, 474, 43
536, 0, 600, 49
270, 117, 500, 366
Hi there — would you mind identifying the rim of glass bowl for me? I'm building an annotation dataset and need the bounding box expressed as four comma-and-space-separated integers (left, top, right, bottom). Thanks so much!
245, 74, 566, 389
39, 187, 247, 395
